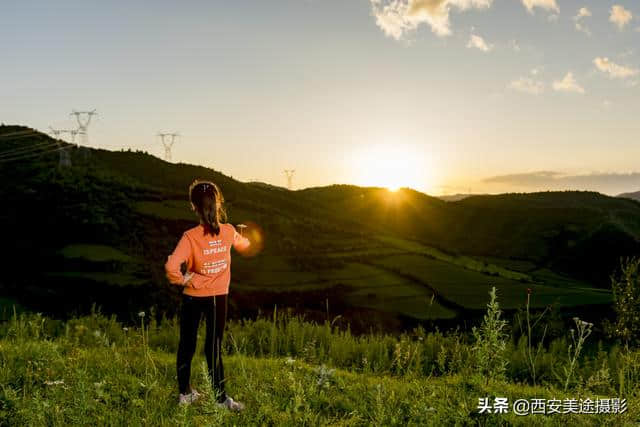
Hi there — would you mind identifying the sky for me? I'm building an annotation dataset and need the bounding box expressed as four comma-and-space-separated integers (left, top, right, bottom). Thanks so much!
1, 0, 639, 196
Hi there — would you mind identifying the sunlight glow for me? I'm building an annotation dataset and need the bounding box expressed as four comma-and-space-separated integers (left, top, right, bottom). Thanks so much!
351, 144, 431, 193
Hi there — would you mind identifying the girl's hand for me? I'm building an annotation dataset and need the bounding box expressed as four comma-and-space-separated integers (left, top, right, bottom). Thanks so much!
182, 272, 194, 287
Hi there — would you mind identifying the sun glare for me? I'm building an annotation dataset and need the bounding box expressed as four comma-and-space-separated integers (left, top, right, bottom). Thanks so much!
352, 144, 431, 193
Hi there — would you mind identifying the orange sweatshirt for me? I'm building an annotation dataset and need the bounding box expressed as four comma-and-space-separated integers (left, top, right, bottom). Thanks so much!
165, 223, 251, 297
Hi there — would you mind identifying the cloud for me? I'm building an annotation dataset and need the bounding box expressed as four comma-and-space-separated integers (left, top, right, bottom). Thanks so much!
594, 57, 639, 79
575, 7, 591, 19
573, 7, 592, 35
483, 171, 640, 194
467, 34, 493, 52
609, 5, 632, 30
370, 0, 494, 40
509, 39, 521, 52
522, 0, 559, 14
508, 77, 544, 94
553, 72, 585, 94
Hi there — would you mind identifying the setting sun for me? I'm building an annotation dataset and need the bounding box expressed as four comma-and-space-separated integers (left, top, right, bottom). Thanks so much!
350, 144, 432, 193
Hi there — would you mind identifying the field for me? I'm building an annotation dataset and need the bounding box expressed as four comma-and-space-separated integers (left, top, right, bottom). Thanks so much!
128, 198, 615, 320
1, 308, 638, 426
229, 233, 611, 320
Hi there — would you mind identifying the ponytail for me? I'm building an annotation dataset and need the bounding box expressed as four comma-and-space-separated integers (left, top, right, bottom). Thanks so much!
189, 179, 227, 237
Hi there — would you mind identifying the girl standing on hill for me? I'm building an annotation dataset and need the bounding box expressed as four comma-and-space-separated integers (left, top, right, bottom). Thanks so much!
165, 179, 251, 410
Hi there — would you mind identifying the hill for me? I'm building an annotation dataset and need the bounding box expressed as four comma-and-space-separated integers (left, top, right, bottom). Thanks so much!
1, 124, 637, 328
437, 193, 476, 201
619, 191, 640, 202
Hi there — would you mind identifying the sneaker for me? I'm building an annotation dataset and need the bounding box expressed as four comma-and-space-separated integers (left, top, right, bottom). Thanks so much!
178, 389, 201, 405
216, 396, 245, 411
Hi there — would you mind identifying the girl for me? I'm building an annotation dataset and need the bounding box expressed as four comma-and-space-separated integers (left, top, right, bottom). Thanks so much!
165, 179, 250, 410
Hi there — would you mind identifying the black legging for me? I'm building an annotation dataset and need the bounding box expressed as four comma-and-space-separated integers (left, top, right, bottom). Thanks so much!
176, 294, 228, 402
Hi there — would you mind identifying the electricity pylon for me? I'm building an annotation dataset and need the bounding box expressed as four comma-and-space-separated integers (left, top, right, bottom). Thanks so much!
158, 132, 179, 161
284, 169, 295, 190
70, 109, 97, 146
49, 127, 78, 168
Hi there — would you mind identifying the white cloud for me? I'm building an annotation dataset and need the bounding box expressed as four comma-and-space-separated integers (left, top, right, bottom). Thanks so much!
609, 5, 632, 30
603, 100, 612, 109
547, 14, 559, 22
467, 34, 493, 52
575, 7, 591, 19
594, 57, 639, 79
522, 0, 559, 14
573, 7, 592, 35
370, 0, 494, 40
509, 39, 521, 52
508, 77, 544, 95
553, 72, 585, 94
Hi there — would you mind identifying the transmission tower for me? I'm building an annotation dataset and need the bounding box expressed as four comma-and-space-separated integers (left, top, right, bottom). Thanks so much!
70, 109, 97, 146
49, 127, 79, 168
284, 169, 295, 190
158, 132, 179, 161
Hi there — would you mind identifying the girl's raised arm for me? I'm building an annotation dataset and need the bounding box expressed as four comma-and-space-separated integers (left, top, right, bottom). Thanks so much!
232, 225, 251, 253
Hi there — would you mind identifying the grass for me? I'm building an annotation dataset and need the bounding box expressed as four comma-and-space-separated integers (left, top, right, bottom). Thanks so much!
374, 235, 532, 282
1, 307, 639, 426
134, 200, 196, 221
43, 271, 148, 287
57, 244, 134, 263
235, 260, 455, 320
372, 254, 612, 310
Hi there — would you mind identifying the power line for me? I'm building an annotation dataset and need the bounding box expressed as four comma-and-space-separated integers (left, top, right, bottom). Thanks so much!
0, 145, 71, 164
0, 140, 59, 158
0, 131, 42, 141
0, 129, 40, 137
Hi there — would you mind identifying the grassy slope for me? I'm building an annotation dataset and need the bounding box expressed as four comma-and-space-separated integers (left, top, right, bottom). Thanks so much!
0, 125, 634, 322
2, 311, 639, 426
6, 345, 634, 426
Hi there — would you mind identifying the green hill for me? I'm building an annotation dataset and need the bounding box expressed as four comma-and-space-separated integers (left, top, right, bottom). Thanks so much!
1, 124, 637, 327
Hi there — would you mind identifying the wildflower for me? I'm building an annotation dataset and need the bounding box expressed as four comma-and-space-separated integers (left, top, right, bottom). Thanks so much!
93, 330, 101, 338
527, 288, 532, 295
123, 327, 129, 332
285, 357, 295, 365
138, 311, 145, 318
45, 380, 65, 386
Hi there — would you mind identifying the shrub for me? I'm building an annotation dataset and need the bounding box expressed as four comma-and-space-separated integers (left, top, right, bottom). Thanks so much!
605, 256, 640, 348
472, 287, 509, 383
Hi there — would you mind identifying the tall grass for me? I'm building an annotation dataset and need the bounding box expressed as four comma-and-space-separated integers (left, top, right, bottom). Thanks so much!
1, 301, 639, 425
2, 301, 639, 395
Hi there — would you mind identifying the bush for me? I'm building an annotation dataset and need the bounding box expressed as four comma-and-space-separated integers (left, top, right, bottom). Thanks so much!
471, 287, 509, 383
605, 256, 640, 348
